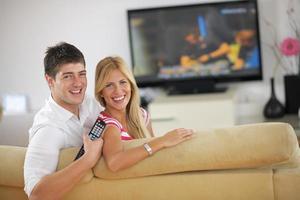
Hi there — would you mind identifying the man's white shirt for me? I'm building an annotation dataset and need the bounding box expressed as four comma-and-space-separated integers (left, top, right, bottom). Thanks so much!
24, 95, 103, 196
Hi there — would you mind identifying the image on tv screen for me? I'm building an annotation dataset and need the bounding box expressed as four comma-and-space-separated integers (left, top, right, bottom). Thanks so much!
128, 1, 261, 81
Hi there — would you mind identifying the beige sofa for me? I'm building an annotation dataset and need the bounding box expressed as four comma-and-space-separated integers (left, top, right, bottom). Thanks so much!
1, 122, 300, 200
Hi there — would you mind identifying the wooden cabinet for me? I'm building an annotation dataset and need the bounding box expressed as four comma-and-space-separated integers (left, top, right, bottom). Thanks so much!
149, 89, 236, 136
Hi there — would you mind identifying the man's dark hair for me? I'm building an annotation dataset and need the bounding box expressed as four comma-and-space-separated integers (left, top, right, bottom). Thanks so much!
44, 42, 86, 78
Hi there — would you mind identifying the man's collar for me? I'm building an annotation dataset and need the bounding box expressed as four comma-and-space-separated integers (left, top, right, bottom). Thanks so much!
48, 95, 76, 122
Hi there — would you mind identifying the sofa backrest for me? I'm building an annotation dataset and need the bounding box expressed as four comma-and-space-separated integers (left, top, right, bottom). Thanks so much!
0, 145, 26, 187
1, 122, 299, 188
91, 122, 300, 179
0, 147, 93, 188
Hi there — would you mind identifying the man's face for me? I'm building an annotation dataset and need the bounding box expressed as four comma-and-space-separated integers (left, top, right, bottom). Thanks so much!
46, 62, 87, 113
185, 33, 198, 44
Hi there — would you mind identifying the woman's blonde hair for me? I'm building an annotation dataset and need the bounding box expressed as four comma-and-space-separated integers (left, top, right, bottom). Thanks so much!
95, 56, 150, 139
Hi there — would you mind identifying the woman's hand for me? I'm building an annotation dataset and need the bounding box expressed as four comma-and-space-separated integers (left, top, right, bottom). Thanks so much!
161, 128, 194, 148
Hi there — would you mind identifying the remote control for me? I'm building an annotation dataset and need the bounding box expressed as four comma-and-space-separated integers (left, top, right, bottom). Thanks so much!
74, 118, 106, 160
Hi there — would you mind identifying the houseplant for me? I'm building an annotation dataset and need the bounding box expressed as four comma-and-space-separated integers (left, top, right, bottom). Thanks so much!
264, 0, 300, 116
281, 37, 300, 114
281, 0, 300, 114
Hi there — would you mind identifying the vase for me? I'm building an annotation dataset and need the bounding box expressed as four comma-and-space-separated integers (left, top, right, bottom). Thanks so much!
284, 75, 300, 114
263, 78, 285, 118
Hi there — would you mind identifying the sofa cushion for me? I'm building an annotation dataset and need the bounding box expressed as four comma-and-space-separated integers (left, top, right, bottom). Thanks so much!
274, 166, 300, 200
93, 122, 300, 179
87, 169, 275, 200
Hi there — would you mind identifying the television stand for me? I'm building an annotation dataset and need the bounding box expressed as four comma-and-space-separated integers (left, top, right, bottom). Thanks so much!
166, 79, 227, 95
148, 88, 236, 135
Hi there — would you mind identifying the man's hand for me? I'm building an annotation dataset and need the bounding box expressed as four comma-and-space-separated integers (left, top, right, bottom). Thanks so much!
82, 133, 103, 168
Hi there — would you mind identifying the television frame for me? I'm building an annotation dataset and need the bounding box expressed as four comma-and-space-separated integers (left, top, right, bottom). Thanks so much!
127, 0, 263, 94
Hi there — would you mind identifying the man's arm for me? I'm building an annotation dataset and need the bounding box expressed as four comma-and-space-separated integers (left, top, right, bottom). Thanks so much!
29, 134, 102, 200
25, 129, 103, 200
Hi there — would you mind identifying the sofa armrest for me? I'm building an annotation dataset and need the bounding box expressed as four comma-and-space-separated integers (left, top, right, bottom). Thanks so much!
93, 122, 300, 179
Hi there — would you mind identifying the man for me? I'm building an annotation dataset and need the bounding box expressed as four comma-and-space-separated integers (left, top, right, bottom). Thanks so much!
24, 42, 104, 200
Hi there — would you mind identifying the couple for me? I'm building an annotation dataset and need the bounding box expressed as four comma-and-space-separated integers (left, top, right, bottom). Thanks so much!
24, 42, 194, 200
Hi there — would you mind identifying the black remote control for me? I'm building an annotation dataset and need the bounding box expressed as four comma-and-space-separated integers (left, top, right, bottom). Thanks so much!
74, 118, 106, 160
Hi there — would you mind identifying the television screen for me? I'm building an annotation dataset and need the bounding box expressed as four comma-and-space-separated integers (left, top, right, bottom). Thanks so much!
127, 0, 262, 94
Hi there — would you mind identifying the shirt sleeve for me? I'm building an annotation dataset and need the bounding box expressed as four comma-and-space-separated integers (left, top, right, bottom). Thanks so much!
23, 126, 65, 196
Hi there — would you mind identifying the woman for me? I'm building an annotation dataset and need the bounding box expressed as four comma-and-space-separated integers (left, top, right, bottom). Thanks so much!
95, 56, 194, 172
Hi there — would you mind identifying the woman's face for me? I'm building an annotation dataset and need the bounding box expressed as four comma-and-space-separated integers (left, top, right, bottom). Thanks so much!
101, 69, 131, 113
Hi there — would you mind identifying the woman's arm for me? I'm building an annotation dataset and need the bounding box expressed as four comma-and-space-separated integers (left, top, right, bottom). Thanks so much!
102, 126, 194, 172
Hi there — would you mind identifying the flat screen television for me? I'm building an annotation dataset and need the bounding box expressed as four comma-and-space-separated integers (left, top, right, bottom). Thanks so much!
127, 0, 262, 94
